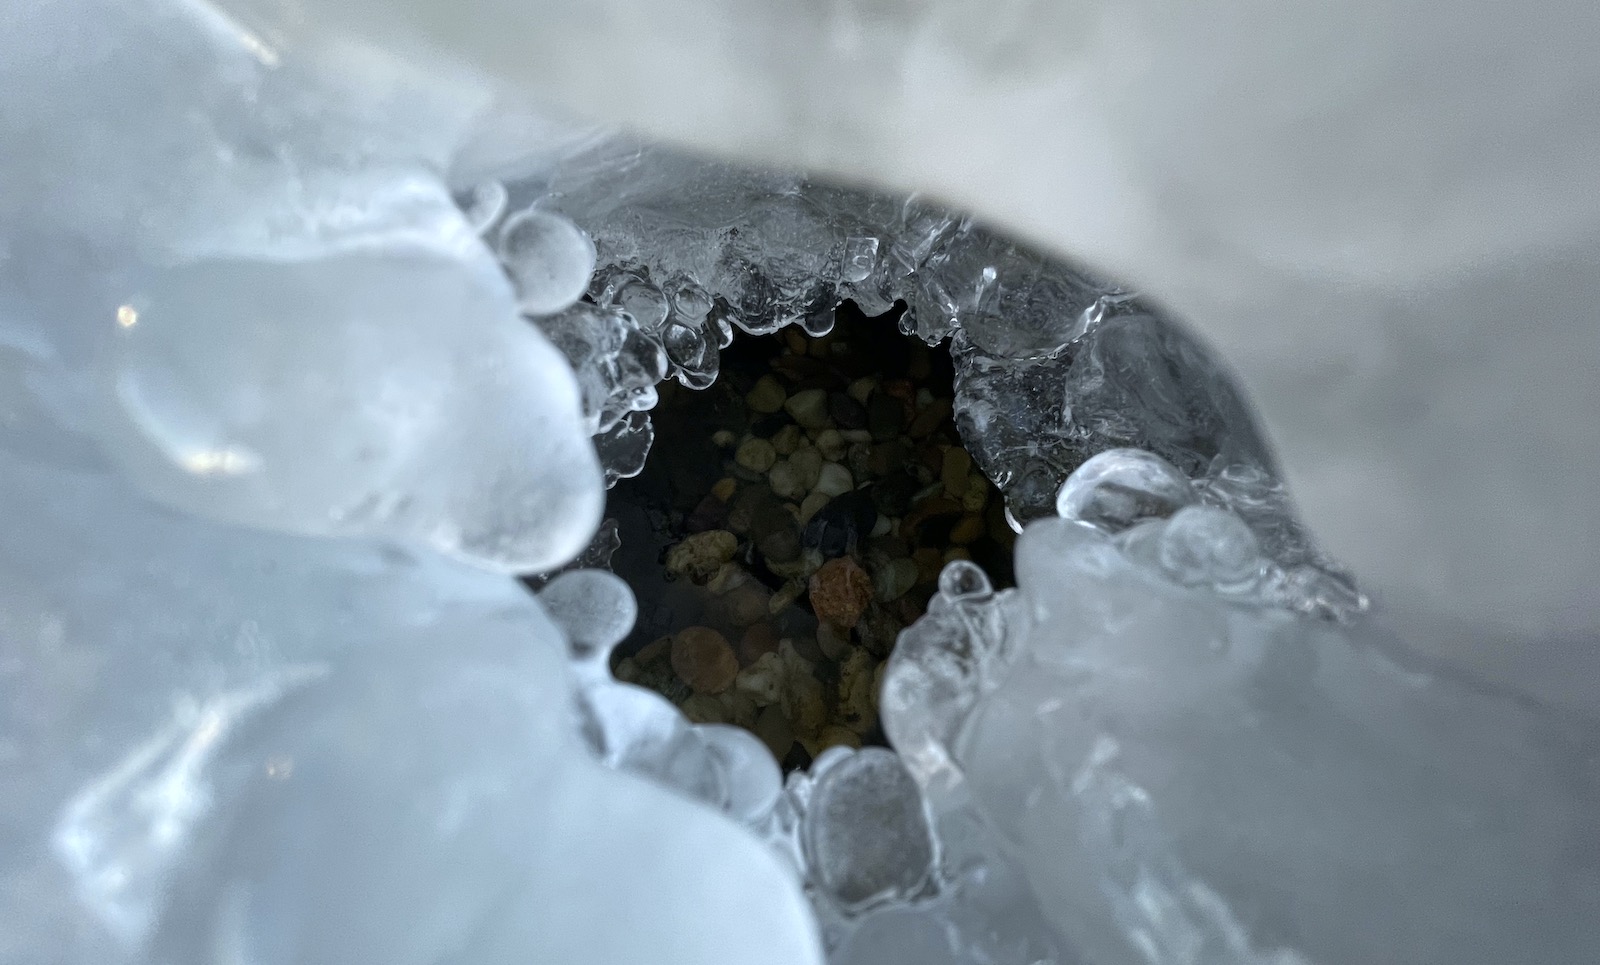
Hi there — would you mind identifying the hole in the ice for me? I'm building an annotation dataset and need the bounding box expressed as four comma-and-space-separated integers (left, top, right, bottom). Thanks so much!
591, 301, 1014, 770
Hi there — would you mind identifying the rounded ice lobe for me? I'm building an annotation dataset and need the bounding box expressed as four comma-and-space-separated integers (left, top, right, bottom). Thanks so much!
538, 570, 637, 668
1055, 448, 1196, 531
699, 724, 782, 824
938, 559, 993, 602
803, 748, 934, 910
1157, 505, 1266, 589
499, 208, 597, 315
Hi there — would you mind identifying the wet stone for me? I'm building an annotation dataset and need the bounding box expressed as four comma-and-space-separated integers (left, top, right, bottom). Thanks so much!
746, 374, 787, 413
829, 392, 869, 430
666, 529, 738, 583
736, 437, 777, 472
672, 626, 739, 694
810, 557, 875, 628
784, 388, 832, 430
867, 394, 905, 441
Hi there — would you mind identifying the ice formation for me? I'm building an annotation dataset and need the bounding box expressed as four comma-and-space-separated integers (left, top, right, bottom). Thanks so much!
3, 1, 1598, 965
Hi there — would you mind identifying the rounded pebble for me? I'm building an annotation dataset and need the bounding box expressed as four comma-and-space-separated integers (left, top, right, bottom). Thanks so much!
736, 437, 777, 472
810, 557, 875, 628
814, 462, 855, 497
816, 429, 848, 462
785, 388, 832, 430
672, 626, 740, 694
768, 459, 808, 500
746, 375, 787, 414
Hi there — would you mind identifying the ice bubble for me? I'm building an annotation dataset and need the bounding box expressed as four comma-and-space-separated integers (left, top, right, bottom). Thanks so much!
802, 748, 935, 911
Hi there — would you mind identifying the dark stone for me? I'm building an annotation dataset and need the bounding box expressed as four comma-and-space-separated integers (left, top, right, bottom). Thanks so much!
828, 392, 868, 430
684, 494, 729, 533
802, 489, 878, 557
757, 526, 801, 564
870, 472, 919, 518
867, 394, 905, 441
751, 412, 791, 437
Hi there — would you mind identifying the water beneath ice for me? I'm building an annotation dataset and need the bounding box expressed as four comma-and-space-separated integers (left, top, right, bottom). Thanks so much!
2, 2, 1597, 965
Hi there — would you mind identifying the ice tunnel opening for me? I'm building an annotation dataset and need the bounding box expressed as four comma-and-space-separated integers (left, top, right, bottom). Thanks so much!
588, 299, 1016, 769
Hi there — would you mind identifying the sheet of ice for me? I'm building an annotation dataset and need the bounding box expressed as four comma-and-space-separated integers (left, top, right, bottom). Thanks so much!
876, 459, 1600, 965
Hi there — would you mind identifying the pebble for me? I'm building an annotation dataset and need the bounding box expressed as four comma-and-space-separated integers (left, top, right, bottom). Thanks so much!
757, 525, 801, 563
815, 462, 854, 497
746, 375, 787, 414
783, 326, 809, 355
809, 557, 874, 628
784, 388, 832, 430
671, 626, 739, 694
718, 689, 760, 730
818, 726, 863, 752
753, 704, 796, 759
706, 561, 750, 594
836, 647, 879, 735
736, 437, 777, 472
869, 514, 892, 538
867, 394, 905, 440
873, 557, 919, 602
684, 493, 729, 533
736, 652, 784, 705
962, 477, 990, 512
943, 547, 972, 565
665, 530, 738, 583
841, 429, 874, 444
768, 459, 807, 500
768, 577, 806, 614
941, 447, 972, 496
718, 584, 772, 627
799, 491, 831, 524
789, 447, 823, 489
771, 423, 802, 456
817, 621, 852, 661
908, 397, 953, 438
680, 694, 729, 724
737, 622, 780, 665
711, 477, 738, 502
847, 377, 876, 406
816, 428, 848, 462
913, 547, 943, 583
828, 392, 869, 430
950, 514, 985, 545
712, 429, 737, 448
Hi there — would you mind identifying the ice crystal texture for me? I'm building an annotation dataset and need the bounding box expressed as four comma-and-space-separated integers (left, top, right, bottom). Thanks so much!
2, 1, 1596, 965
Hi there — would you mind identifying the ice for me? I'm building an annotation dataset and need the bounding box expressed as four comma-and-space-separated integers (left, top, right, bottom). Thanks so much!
6, 0, 1599, 963
801, 748, 934, 911
1055, 448, 1197, 531
498, 207, 597, 315
872, 479, 1600, 964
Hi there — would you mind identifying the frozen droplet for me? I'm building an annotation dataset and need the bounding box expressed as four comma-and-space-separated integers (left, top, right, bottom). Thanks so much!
669, 277, 714, 321
458, 180, 508, 235
1055, 448, 1195, 532
1156, 505, 1265, 589
698, 724, 781, 825
498, 208, 596, 316
615, 278, 670, 331
938, 560, 992, 603
803, 747, 934, 910
841, 236, 879, 283
537, 569, 637, 668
